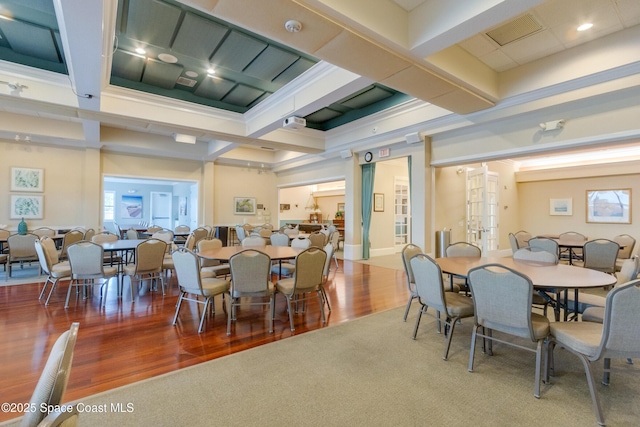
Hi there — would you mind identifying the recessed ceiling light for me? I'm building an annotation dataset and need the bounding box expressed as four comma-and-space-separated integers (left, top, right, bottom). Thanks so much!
185, 71, 198, 78
577, 23, 593, 31
158, 53, 178, 63
207, 68, 215, 75
135, 47, 146, 55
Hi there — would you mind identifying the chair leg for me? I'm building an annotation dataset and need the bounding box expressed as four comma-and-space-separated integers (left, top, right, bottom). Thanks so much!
269, 295, 275, 333
173, 292, 185, 325
286, 296, 295, 332
443, 316, 458, 360
412, 304, 425, 339
45, 278, 59, 305
578, 354, 605, 426
198, 298, 209, 333
602, 358, 611, 386
403, 294, 414, 322
39, 277, 51, 300
226, 298, 234, 336
64, 280, 75, 308
534, 340, 543, 398
468, 326, 478, 372
317, 291, 326, 323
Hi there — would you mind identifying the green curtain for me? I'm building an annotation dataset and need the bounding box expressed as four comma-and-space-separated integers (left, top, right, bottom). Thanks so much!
361, 163, 376, 259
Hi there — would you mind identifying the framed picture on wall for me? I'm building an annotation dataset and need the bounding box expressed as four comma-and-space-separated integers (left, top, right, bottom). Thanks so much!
11, 167, 44, 192
549, 198, 572, 216
234, 197, 256, 215
374, 193, 384, 212
586, 189, 631, 224
121, 195, 143, 219
337, 202, 345, 212
10, 195, 43, 219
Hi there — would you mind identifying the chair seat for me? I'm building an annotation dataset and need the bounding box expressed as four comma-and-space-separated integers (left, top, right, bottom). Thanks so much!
102, 266, 119, 278
201, 263, 230, 277
123, 264, 161, 276
231, 282, 275, 298
276, 277, 319, 296
443, 292, 474, 317
566, 291, 606, 313
581, 306, 605, 323
182, 278, 230, 297
50, 262, 71, 278
273, 262, 295, 276
550, 321, 603, 358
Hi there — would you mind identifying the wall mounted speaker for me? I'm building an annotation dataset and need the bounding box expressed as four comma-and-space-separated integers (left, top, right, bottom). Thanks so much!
340, 149, 353, 159
405, 132, 422, 144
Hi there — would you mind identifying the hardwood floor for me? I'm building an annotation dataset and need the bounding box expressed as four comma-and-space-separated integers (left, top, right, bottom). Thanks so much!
0, 258, 408, 422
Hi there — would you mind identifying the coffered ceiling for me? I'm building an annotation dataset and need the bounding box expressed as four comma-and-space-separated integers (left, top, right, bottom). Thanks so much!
0, 0, 639, 172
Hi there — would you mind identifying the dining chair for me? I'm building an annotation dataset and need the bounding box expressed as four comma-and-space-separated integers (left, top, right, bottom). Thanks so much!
283, 226, 299, 237
66, 241, 118, 308
227, 249, 276, 335
276, 247, 327, 332
19, 322, 79, 427
558, 231, 587, 263
329, 231, 341, 270
32, 227, 56, 238
570, 256, 640, 319
83, 228, 96, 242
6, 233, 39, 281
191, 227, 209, 246
613, 234, 636, 272
579, 239, 619, 274
309, 231, 326, 248
513, 246, 558, 316
400, 243, 422, 322
269, 232, 289, 247
58, 229, 84, 261
277, 237, 311, 277
151, 230, 177, 278
35, 237, 71, 305
514, 230, 532, 250
197, 238, 230, 279
445, 241, 481, 293
467, 264, 550, 398
172, 248, 230, 333
546, 279, 640, 426
234, 225, 246, 243
259, 228, 272, 240
241, 236, 266, 248
527, 236, 559, 259
410, 253, 474, 360
123, 238, 167, 300
320, 242, 334, 311
125, 227, 139, 240
91, 232, 122, 268
508, 232, 519, 254
146, 225, 162, 234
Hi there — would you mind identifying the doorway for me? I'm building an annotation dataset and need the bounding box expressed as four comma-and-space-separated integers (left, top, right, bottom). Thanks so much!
150, 192, 172, 229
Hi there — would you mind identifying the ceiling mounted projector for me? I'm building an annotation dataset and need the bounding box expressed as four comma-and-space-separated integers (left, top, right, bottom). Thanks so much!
283, 116, 306, 129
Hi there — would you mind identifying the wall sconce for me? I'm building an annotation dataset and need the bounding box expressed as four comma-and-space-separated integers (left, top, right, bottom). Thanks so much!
456, 167, 464, 175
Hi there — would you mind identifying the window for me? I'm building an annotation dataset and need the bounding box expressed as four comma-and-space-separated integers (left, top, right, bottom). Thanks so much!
104, 191, 115, 221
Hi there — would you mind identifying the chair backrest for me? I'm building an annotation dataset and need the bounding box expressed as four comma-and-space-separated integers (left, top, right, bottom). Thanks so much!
83, 228, 96, 241
322, 242, 334, 278
410, 253, 448, 313
583, 239, 620, 274
401, 244, 422, 286
33, 227, 55, 238
20, 322, 79, 427
126, 228, 139, 240
229, 249, 271, 296
40, 236, 61, 266
291, 247, 327, 293
508, 233, 519, 254
60, 230, 84, 258
197, 238, 223, 267
152, 229, 174, 243
172, 248, 205, 295
134, 239, 167, 273
270, 233, 289, 247
597, 279, 640, 361
329, 231, 340, 250
615, 257, 640, 286
174, 225, 190, 233
613, 234, 636, 260
283, 226, 298, 236
291, 236, 311, 250
91, 232, 118, 244
34, 238, 53, 274
445, 242, 481, 258
146, 225, 163, 234
528, 237, 559, 257
67, 241, 106, 279
183, 233, 196, 251
559, 231, 587, 242
468, 264, 536, 341
513, 246, 558, 264
309, 232, 326, 248
7, 233, 38, 258
242, 236, 266, 248
0, 228, 10, 241
259, 228, 272, 239
235, 225, 246, 241
192, 227, 209, 245
514, 230, 532, 249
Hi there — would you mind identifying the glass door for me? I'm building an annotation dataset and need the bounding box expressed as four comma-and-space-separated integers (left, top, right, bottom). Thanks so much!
394, 178, 410, 251
466, 165, 499, 253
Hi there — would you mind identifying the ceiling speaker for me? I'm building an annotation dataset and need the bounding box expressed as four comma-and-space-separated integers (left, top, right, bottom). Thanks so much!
405, 132, 422, 144
340, 149, 353, 159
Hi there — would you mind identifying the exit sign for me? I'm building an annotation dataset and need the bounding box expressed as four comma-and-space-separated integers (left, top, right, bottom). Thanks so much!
379, 148, 390, 158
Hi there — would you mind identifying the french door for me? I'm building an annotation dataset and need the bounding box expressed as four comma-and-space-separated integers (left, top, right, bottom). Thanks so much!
466, 166, 499, 253
394, 178, 410, 251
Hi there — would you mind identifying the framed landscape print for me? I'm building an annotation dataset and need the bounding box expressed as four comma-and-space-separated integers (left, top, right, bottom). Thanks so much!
234, 197, 256, 215
121, 195, 143, 219
549, 198, 572, 216
586, 189, 631, 224
10, 195, 44, 219
11, 167, 43, 192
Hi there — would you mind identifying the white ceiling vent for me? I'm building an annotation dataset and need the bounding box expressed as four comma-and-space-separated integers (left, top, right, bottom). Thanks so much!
176, 77, 197, 87
485, 14, 543, 46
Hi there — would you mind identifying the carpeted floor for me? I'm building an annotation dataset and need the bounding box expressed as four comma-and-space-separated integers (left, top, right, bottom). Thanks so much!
4, 306, 637, 426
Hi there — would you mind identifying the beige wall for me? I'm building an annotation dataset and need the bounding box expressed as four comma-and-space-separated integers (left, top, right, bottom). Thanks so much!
517, 173, 638, 251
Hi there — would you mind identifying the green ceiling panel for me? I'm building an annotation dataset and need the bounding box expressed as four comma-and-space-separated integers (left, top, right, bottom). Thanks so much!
172, 13, 228, 59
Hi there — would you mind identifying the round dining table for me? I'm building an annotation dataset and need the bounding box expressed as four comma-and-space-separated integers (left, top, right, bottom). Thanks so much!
435, 256, 617, 320
198, 245, 304, 278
